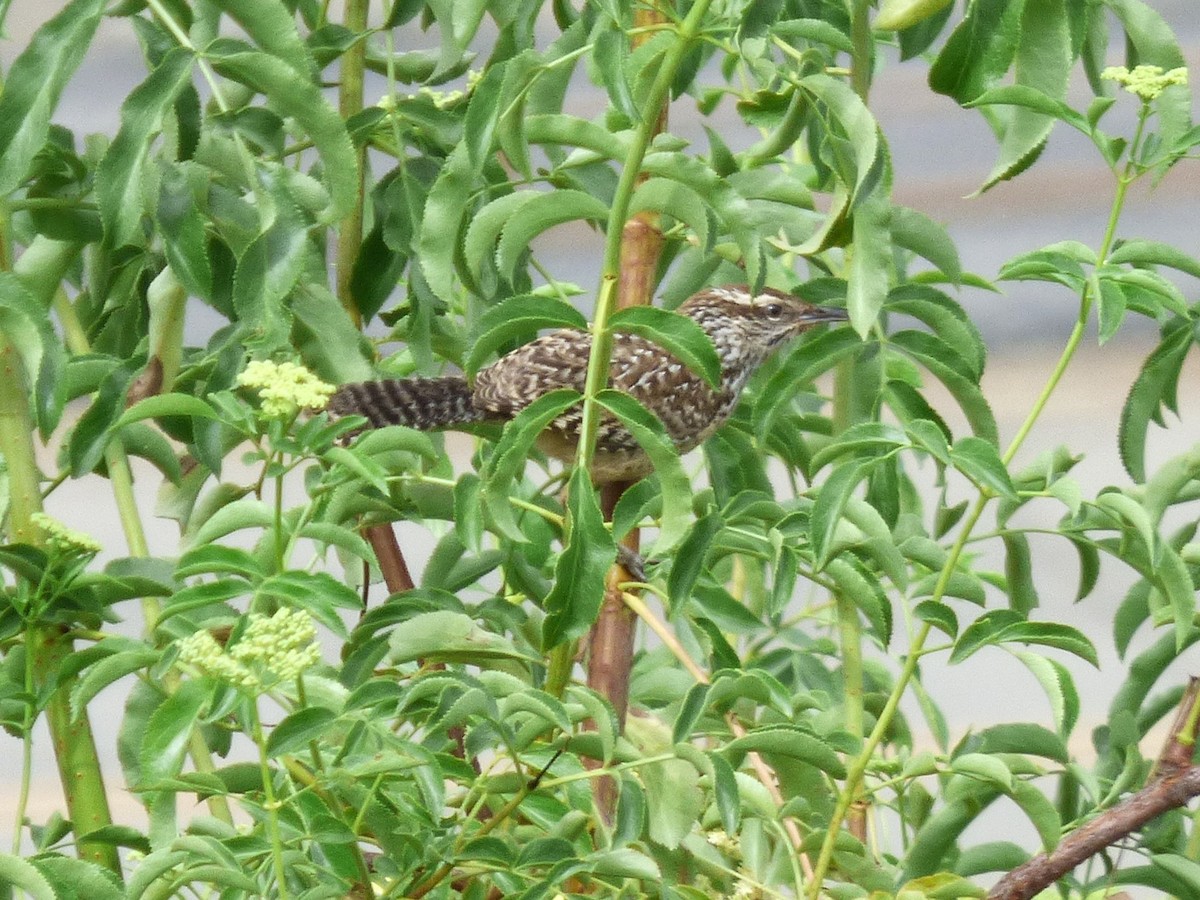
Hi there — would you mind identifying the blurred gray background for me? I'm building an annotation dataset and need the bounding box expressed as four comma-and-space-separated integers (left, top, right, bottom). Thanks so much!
1, 0, 1198, 864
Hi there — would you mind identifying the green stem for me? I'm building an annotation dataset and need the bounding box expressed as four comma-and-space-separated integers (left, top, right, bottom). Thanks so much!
12, 624, 36, 853
806, 113, 1144, 898
551, 0, 716, 701
53, 290, 233, 826
574, 0, 716, 474
251, 699, 291, 900
335, 0, 369, 326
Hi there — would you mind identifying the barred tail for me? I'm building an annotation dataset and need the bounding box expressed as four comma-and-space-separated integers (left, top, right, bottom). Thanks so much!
329, 376, 485, 431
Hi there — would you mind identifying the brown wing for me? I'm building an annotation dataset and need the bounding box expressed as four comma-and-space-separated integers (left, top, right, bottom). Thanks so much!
472, 329, 593, 417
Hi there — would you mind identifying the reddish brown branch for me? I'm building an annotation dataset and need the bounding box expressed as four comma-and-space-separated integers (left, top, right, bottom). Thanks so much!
988, 679, 1200, 900
363, 523, 415, 594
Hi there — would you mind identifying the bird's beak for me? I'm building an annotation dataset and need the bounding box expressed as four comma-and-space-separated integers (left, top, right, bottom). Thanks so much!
801, 305, 850, 324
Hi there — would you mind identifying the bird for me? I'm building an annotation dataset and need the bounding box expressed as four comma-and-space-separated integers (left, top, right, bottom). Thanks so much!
330, 285, 849, 483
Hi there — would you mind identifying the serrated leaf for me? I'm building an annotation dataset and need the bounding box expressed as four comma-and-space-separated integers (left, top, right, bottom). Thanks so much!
389, 610, 534, 663
595, 389, 692, 554
949, 752, 1013, 790
724, 726, 846, 778
71, 648, 160, 722
978, 0, 1071, 192
541, 466, 617, 649
0, 852, 56, 900
848, 185, 892, 336
667, 513, 722, 615
138, 678, 209, 788
1001, 531, 1038, 614
810, 460, 873, 569
609, 305, 721, 388
496, 190, 609, 281
116, 393, 220, 428
951, 436, 1017, 499
629, 177, 710, 252
0, 0, 106, 196
418, 144, 471, 304
96, 49, 195, 248
1119, 321, 1193, 482
1013, 651, 1079, 736
1108, 239, 1200, 279
465, 293, 587, 376
210, 50, 356, 222
798, 73, 879, 202
891, 329, 998, 442
890, 205, 963, 283
266, 706, 337, 757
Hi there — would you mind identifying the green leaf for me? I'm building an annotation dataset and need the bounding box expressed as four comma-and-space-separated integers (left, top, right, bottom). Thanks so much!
186, 496, 274, 548
1119, 320, 1193, 482
588, 848, 661, 881
482, 389, 580, 540
0, 0, 107, 196
951, 436, 1017, 499
595, 390, 692, 555
542, 467, 617, 648
875, 0, 954, 31
890, 205, 963, 283
928, 0, 1020, 104
266, 707, 337, 757
847, 184, 892, 336
389, 610, 534, 663
31, 856, 122, 900
754, 327, 863, 438
667, 513, 723, 614
138, 678, 209, 788
1096, 276, 1127, 344
724, 726, 847, 778
213, 0, 316, 78
96, 49, 195, 248
810, 460, 873, 569
232, 176, 308, 351
0, 852, 56, 900
463, 193, 535, 281
810, 421, 909, 471
1010, 779, 1062, 851
965, 84, 1089, 133
418, 144, 471, 304
1155, 542, 1197, 652
71, 648, 160, 722
1013, 651, 1080, 736
463, 62, 506, 173
465, 293, 587, 377
886, 285, 985, 380
949, 752, 1013, 790
1001, 531, 1038, 614
609, 305, 721, 389
1108, 239, 1200, 279
210, 50, 357, 222
798, 73, 880, 202
496, 190, 610, 281
116, 393, 221, 428
891, 330, 998, 443
979, 0, 1072, 192
629, 177, 711, 252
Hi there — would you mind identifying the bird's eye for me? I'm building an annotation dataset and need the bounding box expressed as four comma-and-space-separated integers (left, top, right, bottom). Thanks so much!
764, 303, 783, 318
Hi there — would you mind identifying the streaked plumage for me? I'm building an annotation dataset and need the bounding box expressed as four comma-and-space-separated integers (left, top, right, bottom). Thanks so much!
330, 285, 848, 482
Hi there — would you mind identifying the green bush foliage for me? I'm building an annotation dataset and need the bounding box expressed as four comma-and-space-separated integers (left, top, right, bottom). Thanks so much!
0, 0, 1197, 897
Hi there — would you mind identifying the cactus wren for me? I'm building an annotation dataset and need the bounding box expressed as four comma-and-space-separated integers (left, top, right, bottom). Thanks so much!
330, 285, 848, 483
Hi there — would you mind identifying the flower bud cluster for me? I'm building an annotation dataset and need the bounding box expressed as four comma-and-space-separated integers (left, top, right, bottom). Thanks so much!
236, 360, 335, 419
176, 607, 322, 691
1101, 64, 1188, 101
30, 512, 102, 556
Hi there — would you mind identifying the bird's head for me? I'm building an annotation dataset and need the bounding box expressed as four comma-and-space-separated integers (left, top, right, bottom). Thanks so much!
679, 285, 849, 368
